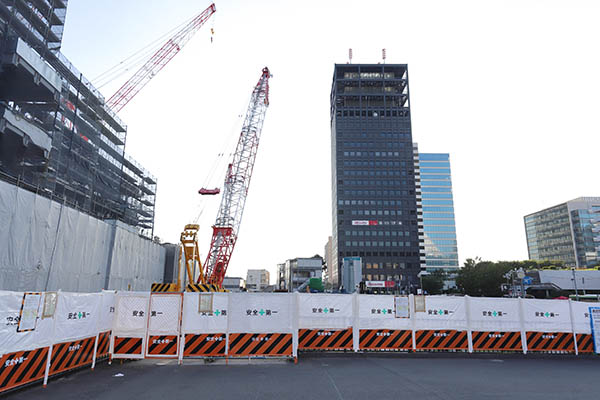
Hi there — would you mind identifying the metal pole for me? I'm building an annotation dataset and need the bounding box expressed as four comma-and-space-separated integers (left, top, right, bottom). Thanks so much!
572, 267, 579, 301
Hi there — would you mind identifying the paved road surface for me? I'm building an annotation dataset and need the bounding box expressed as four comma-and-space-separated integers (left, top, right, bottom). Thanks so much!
5, 354, 599, 399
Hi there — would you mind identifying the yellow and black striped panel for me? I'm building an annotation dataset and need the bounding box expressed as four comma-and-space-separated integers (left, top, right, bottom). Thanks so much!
525, 331, 574, 353
359, 329, 412, 351
415, 330, 468, 351
183, 334, 226, 357
576, 333, 594, 354
472, 331, 522, 352
298, 328, 353, 351
0, 347, 49, 393
113, 337, 143, 356
49, 337, 96, 375
147, 335, 178, 356
151, 283, 178, 292
187, 283, 220, 292
229, 333, 293, 357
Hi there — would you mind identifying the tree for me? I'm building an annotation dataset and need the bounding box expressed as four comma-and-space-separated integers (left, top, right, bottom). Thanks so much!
456, 259, 527, 297
422, 271, 445, 295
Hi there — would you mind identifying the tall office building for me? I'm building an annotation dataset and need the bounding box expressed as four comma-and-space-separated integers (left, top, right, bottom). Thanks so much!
524, 197, 600, 268
417, 151, 459, 271
330, 63, 423, 292
0, 1, 156, 237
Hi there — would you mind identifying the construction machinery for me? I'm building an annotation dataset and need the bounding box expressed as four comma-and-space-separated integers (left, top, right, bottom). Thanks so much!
153, 67, 272, 293
106, 3, 216, 113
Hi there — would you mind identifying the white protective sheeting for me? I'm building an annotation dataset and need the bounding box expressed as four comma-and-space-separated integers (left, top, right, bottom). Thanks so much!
53, 292, 102, 342
521, 298, 572, 333
0, 291, 54, 354
468, 297, 521, 332
358, 295, 411, 330
182, 292, 228, 333
298, 293, 353, 329
414, 296, 467, 330
112, 291, 150, 336
228, 293, 294, 334
148, 294, 181, 334
570, 300, 592, 334
0, 180, 166, 292
98, 290, 116, 332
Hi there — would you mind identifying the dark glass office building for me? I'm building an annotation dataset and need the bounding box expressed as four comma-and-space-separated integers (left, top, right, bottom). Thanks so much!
330, 64, 423, 292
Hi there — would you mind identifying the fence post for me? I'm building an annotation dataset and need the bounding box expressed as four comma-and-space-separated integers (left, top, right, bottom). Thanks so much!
568, 299, 578, 355
408, 294, 416, 351
518, 297, 527, 354
43, 289, 60, 387
465, 295, 473, 353
352, 292, 359, 352
292, 292, 299, 362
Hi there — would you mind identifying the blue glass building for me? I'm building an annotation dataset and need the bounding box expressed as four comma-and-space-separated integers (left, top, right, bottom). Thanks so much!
417, 152, 459, 271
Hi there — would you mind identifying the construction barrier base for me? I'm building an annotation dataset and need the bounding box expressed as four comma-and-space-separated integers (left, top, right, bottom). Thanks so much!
96, 331, 111, 359
525, 332, 575, 353
183, 334, 226, 357
415, 330, 468, 351
472, 331, 522, 352
359, 329, 412, 351
50, 337, 96, 375
151, 283, 178, 292
0, 347, 49, 394
576, 334, 594, 354
112, 336, 144, 359
228, 333, 293, 357
147, 335, 178, 357
298, 328, 353, 351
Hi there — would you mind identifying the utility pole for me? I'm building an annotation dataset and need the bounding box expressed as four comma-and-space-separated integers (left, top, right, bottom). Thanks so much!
572, 267, 579, 301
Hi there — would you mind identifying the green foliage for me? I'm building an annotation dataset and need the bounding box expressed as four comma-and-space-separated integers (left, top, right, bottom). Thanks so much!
422, 271, 445, 295
456, 258, 557, 297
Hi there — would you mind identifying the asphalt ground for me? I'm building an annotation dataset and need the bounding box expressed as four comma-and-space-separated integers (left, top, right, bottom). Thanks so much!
5, 353, 600, 400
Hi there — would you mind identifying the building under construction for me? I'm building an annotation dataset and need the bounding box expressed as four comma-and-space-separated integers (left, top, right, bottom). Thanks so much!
0, 0, 156, 237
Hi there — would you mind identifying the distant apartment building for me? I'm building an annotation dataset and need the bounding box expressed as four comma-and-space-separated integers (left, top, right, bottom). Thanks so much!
277, 255, 323, 292
245, 269, 270, 291
324, 236, 334, 285
416, 151, 459, 272
222, 276, 245, 292
0, 1, 156, 237
524, 197, 600, 268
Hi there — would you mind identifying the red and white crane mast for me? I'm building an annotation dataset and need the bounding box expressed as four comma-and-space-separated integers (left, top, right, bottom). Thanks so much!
202, 67, 271, 287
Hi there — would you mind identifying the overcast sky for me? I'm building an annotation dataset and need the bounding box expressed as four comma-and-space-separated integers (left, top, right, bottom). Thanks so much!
60, 0, 600, 283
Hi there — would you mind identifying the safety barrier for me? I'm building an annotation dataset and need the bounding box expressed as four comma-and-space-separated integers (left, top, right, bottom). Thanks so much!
2, 290, 600, 393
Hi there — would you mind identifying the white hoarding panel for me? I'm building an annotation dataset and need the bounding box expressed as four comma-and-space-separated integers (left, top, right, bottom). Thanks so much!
521, 298, 572, 333
54, 292, 102, 342
468, 297, 521, 332
358, 295, 411, 330
148, 294, 181, 334
571, 300, 592, 334
298, 293, 353, 329
228, 293, 293, 334
182, 292, 228, 333
99, 290, 116, 332
113, 292, 150, 335
414, 296, 467, 330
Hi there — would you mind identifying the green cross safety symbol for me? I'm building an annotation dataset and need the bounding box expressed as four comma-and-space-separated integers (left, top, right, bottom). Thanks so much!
493, 311, 498, 317
382, 309, 387, 314
259, 309, 265, 316
324, 308, 329, 313
545, 312, 550, 317
438, 310, 444, 315
214, 310, 221, 316
78, 312, 82, 319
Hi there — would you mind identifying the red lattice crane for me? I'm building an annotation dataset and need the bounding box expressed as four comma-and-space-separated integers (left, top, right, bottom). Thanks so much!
106, 3, 216, 113
199, 67, 271, 287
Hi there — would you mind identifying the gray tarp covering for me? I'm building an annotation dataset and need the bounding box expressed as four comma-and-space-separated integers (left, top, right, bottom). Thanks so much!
0, 180, 165, 292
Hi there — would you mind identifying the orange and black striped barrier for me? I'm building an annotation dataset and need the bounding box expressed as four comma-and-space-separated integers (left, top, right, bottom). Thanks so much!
472, 331, 522, 352
49, 337, 96, 375
415, 330, 468, 351
576, 334, 594, 354
0, 347, 49, 394
359, 329, 412, 351
183, 334, 226, 357
298, 328, 353, 351
147, 335, 178, 356
113, 337, 143, 356
525, 332, 574, 353
96, 331, 111, 359
228, 333, 293, 357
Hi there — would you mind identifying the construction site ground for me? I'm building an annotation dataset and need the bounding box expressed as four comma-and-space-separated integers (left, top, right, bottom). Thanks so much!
4, 353, 599, 400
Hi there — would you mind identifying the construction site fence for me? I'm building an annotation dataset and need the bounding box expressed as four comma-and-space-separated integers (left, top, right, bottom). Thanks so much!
1, 291, 599, 393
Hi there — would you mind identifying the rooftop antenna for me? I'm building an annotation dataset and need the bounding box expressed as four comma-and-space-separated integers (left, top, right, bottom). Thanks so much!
382, 48, 386, 64
349, 48, 353, 64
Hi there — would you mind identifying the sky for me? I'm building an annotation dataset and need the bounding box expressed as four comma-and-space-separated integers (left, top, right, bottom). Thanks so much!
59, 0, 600, 284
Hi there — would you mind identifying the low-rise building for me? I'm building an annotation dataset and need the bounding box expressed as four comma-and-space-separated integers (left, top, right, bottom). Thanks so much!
222, 277, 245, 292
245, 269, 270, 292
277, 255, 323, 292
